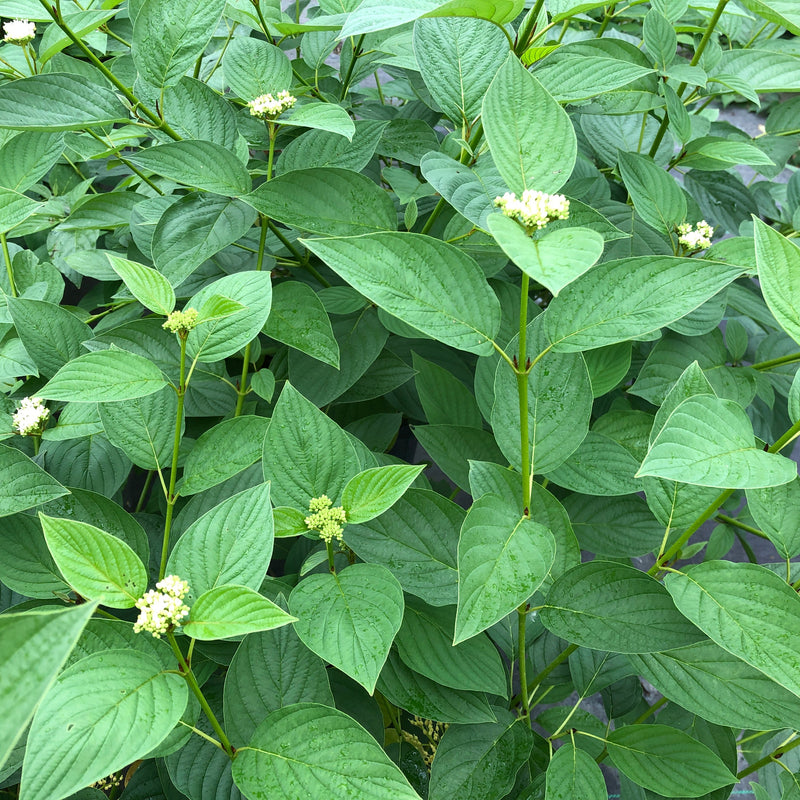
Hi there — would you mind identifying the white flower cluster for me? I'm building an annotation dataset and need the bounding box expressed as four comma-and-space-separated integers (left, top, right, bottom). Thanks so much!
677, 220, 714, 252
494, 190, 570, 231
162, 307, 198, 335
12, 396, 49, 436
247, 90, 296, 120
3, 19, 35, 45
133, 575, 190, 638
305, 495, 347, 544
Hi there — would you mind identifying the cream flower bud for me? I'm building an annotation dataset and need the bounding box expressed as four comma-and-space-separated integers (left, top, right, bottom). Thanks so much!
247, 90, 296, 120
3, 19, 35, 45
677, 220, 713, 252
133, 575, 190, 638
494, 189, 570, 232
305, 495, 347, 544
12, 396, 49, 436
162, 307, 199, 335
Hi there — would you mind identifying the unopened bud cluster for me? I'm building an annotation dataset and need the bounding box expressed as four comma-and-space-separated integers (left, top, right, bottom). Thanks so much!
12, 396, 49, 436
162, 307, 198, 335
247, 90, 296, 120
3, 19, 35, 45
305, 495, 347, 544
677, 220, 714, 252
133, 575, 190, 638
494, 190, 570, 232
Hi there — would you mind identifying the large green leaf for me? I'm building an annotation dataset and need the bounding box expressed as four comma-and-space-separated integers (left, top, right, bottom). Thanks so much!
0, 130, 64, 192
605, 724, 736, 798
40, 514, 148, 609
754, 217, 800, 347
617, 151, 687, 234
665, 561, 800, 700
262, 382, 362, 508
738, 0, 800, 35
183, 585, 296, 641
424, 0, 525, 22
278, 103, 356, 140
427, 711, 532, 800
222, 37, 293, 100
487, 215, 604, 296
107, 254, 176, 316
232, 703, 422, 800
541, 561, 702, 653
39, 349, 167, 402
638, 394, 796, 488
0, 73, 129, 130
340, 0, 442, 36
132, 0, 226, 87
127, 140, 251, 196
167, 483, 274, 602
289, 563, 404, 693
629, 640, 800, 731
545, 743, 606, 800
0, 513, 69, 598
0, 189, 39, 234
746, 479, 800, 559
413, 16, 508, 125
0, 443, 68, 517
482, 53, 576, 194
179, 415, 270, 495
244, 168, 396, 236
455, 494, 555, 644
20, 649, 188, 800
0, 603, 96, 771
342, 465, 424, 524
543, 256, 744, 352
223, 627, 334, 746
303, 233, 501, 356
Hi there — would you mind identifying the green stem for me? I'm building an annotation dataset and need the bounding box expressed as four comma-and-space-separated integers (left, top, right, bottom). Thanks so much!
159, 336, 187, 580
326, 540, 336, 574
514, 0, 544, 55
85, 129, 164, 195
167, 632, 235, 759
419, 198, 446, 236
135, 470, 155, 513
266, 122, 276, 182
340, 34, 366, 100
1, 232, 17, 297
234, 216, 269, 416
517, 273, 532, 515
517, 606, 531, 727
716, 513, 768, 539
648, 0, 730, 158
37, 0, 182, 141
267, 220, 330, 286
525, 642, 578, 697
596, 4, 616, 37
752, 352, 800, 371
738, 736, 800, 779
734, 529, 758, 564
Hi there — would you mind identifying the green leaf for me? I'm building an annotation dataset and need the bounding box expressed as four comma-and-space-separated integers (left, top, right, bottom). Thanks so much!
127, 140, 251, 195
541, 561, 702, 653
0, 603, 96, 771
754, 217, 800, 347
152, 194, 256, 286
232, 703, 422, 800
746, 479, 800, 559
629, 640, 800, 732
487, 216, 604, 296
396, 599, 506, 696
179, 416, 270, 496
428, 711, 533, 800
186, 271, 273, 363
643, 8, 677, 69
244, 168, 396, 237
423, 0, 525, 23
21, 649, 188, 800
482, 53, 576, 194
545, 743, 607, 800
665, 561, 800, 700
289, 563, 404, 693
37, 10, 117, 65
0, 130, 64, 192
132, 0, 226, 87
107, 254, 175, 315
167, 483, 274, 602
222, 37, 292, 100
0, 73, 129, 130
681, 137, 775, 171
413, 353, 482, 429
738, 0, 800, 35
0, 513, 69, 598
98, 385, 178, 470
543, 256, 744, 352
0, 188, 39, 234
638, 394, 796, 488
455, 494, 555, 644
39, 349, 167, 402
605, 724, 736, 798
279, 103, 356, 140
224, 627, 334, 747
342, 465, 425, 524
617, 151, 687, 234
263, 281, 339, 367
183, 585, 296, 641
345, 488, 461, 607
340, 0, 442, 36
40, 513, 148, 608
262, 382, 362, 508
413, 17, 509, 125
7, 297, 93, 379
303, 233, 501, 356
0, 443, 69, 517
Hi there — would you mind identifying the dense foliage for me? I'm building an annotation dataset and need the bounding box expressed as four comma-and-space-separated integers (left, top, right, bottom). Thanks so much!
1, 0, 800, 798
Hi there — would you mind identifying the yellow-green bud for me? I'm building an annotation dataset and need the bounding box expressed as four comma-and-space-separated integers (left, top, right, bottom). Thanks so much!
305, 495, 347, 544
162, 307, 199, 335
